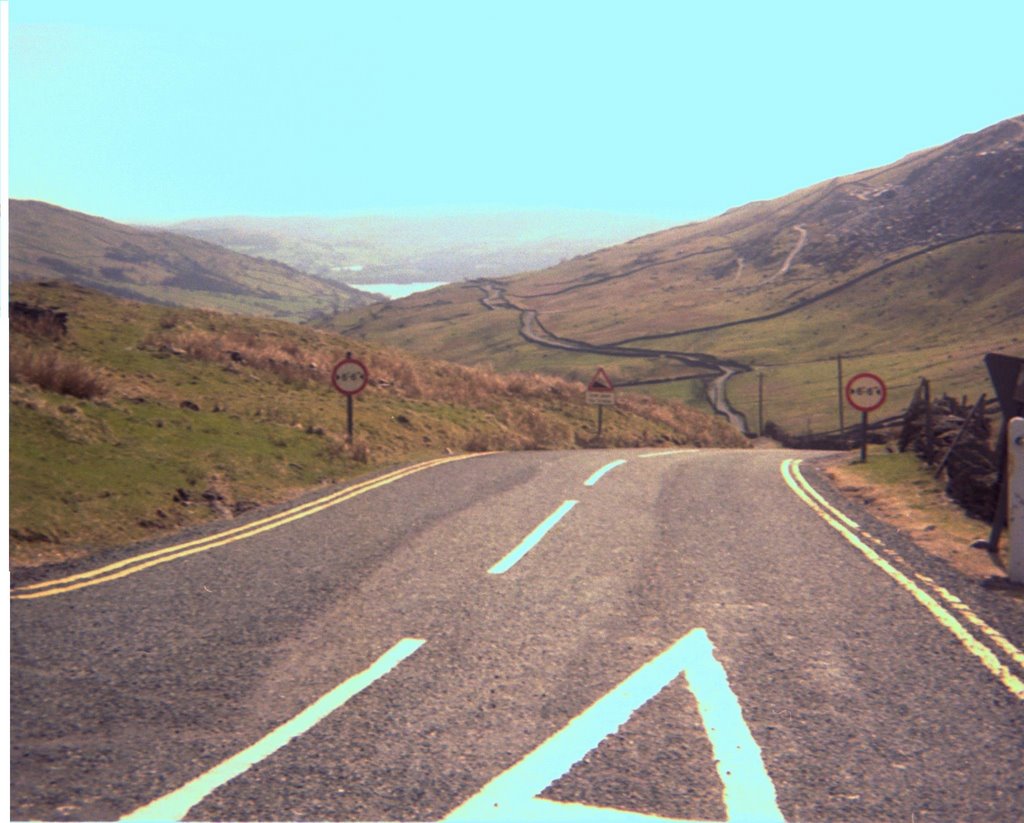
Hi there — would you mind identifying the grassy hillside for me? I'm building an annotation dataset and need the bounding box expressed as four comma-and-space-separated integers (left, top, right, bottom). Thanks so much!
333, 117, 1024, 433
9, 200, 376, 321
8, 282, 747, 568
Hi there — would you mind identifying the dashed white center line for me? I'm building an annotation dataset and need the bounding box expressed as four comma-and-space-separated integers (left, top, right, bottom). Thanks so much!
584, 459, 627, 487
489, 501, 579, 575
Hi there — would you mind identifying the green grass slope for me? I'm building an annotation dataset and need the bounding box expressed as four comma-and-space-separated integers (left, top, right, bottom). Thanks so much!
8, 282, 746, 568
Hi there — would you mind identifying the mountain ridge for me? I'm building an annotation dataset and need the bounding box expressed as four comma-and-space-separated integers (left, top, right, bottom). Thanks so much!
9, 200, 378, 320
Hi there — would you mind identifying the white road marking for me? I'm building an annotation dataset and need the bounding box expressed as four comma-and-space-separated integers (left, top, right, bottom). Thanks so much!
444, 628, 782, 822
489, 500, 579, 575
585, 459, 627, 486
121, 638, 426, 821
638, 450, 697, 459
781, 458, 1024, 701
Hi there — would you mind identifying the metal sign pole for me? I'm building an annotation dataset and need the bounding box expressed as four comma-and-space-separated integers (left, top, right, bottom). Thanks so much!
837, 354, 844, 436
860, 411, 869, 463
586, 367, 615, 440
347, 394, 354, 442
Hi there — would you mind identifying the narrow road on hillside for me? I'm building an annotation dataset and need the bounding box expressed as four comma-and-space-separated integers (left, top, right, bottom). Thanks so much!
762, 225, 807, 284
11, 450, 1024, 822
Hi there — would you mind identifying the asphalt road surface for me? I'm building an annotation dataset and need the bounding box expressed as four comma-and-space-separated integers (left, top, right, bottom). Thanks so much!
11, 449, 1024, 821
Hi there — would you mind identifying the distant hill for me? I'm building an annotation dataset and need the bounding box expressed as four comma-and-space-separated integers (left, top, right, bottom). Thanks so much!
163, 211, 676, 285
9, 200, 378, 320
333, 116, 1024, 433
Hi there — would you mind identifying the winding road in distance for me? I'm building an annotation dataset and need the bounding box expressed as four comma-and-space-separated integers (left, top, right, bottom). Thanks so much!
11, 449, 1024, 822
474, 280, 753, 431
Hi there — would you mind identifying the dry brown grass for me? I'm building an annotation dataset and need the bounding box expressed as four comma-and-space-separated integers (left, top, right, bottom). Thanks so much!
138, 323, 748, 452
144, 326, 581, 404
9, 346, 108, 399
142, 327, 323, 386
822, 452, 1002, 581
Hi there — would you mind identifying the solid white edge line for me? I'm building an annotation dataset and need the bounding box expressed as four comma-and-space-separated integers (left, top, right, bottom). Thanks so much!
787, 461, 1024, 671
781, 459, 1024, 701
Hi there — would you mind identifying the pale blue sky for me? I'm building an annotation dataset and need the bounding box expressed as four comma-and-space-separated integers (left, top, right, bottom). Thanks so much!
7, 0, 1024, 224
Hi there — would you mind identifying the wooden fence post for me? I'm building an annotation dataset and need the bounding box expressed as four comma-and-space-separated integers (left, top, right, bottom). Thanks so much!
934, 394, 986, 480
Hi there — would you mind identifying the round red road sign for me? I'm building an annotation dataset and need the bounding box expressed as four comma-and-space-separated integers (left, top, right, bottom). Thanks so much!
331, 355, 369, 396
845, 372, 887, 413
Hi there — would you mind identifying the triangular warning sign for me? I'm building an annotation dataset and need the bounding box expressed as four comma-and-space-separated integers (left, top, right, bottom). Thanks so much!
444, 629, 782, 823
588, 368, 614, 392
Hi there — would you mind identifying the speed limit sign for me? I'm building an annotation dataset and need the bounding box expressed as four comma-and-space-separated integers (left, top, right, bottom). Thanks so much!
331, 354, 369, 397
331, 353, 368, 442
845, 372, 887, 413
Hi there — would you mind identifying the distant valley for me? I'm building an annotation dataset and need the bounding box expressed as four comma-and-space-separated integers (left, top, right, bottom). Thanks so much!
163, 211, 676, 286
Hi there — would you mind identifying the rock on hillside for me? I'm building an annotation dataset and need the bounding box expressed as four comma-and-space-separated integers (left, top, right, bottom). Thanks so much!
791, 116, 1024, 267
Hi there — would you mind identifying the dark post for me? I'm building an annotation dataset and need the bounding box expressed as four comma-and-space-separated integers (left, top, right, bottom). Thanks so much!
346, 351, 355, 442
860, 411, 869, 463
837, 354, 845, 436
923, 378, 934, 465
977, 353, 1024, 550
597, 405, 604, 438
758, 371, 764, 437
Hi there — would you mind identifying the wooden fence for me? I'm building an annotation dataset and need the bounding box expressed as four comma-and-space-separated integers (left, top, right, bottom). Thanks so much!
766, 378, 1003, 523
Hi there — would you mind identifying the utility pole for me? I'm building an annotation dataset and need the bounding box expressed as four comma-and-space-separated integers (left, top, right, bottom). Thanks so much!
758, 371, 765, 437
837, 354, 845, 436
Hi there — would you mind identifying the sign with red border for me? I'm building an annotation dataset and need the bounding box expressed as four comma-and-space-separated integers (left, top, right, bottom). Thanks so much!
331, 355, 369, 397
587, 368, 616, 406
845, 372, 887, 413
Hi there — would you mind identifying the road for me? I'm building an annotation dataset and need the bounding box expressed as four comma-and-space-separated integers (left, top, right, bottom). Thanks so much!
10, 449, 1024, 821
762, 226, 807, 285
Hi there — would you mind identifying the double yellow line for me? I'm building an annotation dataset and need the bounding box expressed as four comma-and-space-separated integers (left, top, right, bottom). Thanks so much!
781, 458, 1024, 701
12, 453, 486, 601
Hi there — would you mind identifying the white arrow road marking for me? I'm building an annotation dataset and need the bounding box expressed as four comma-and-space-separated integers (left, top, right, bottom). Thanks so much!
444, 628, 783, 823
